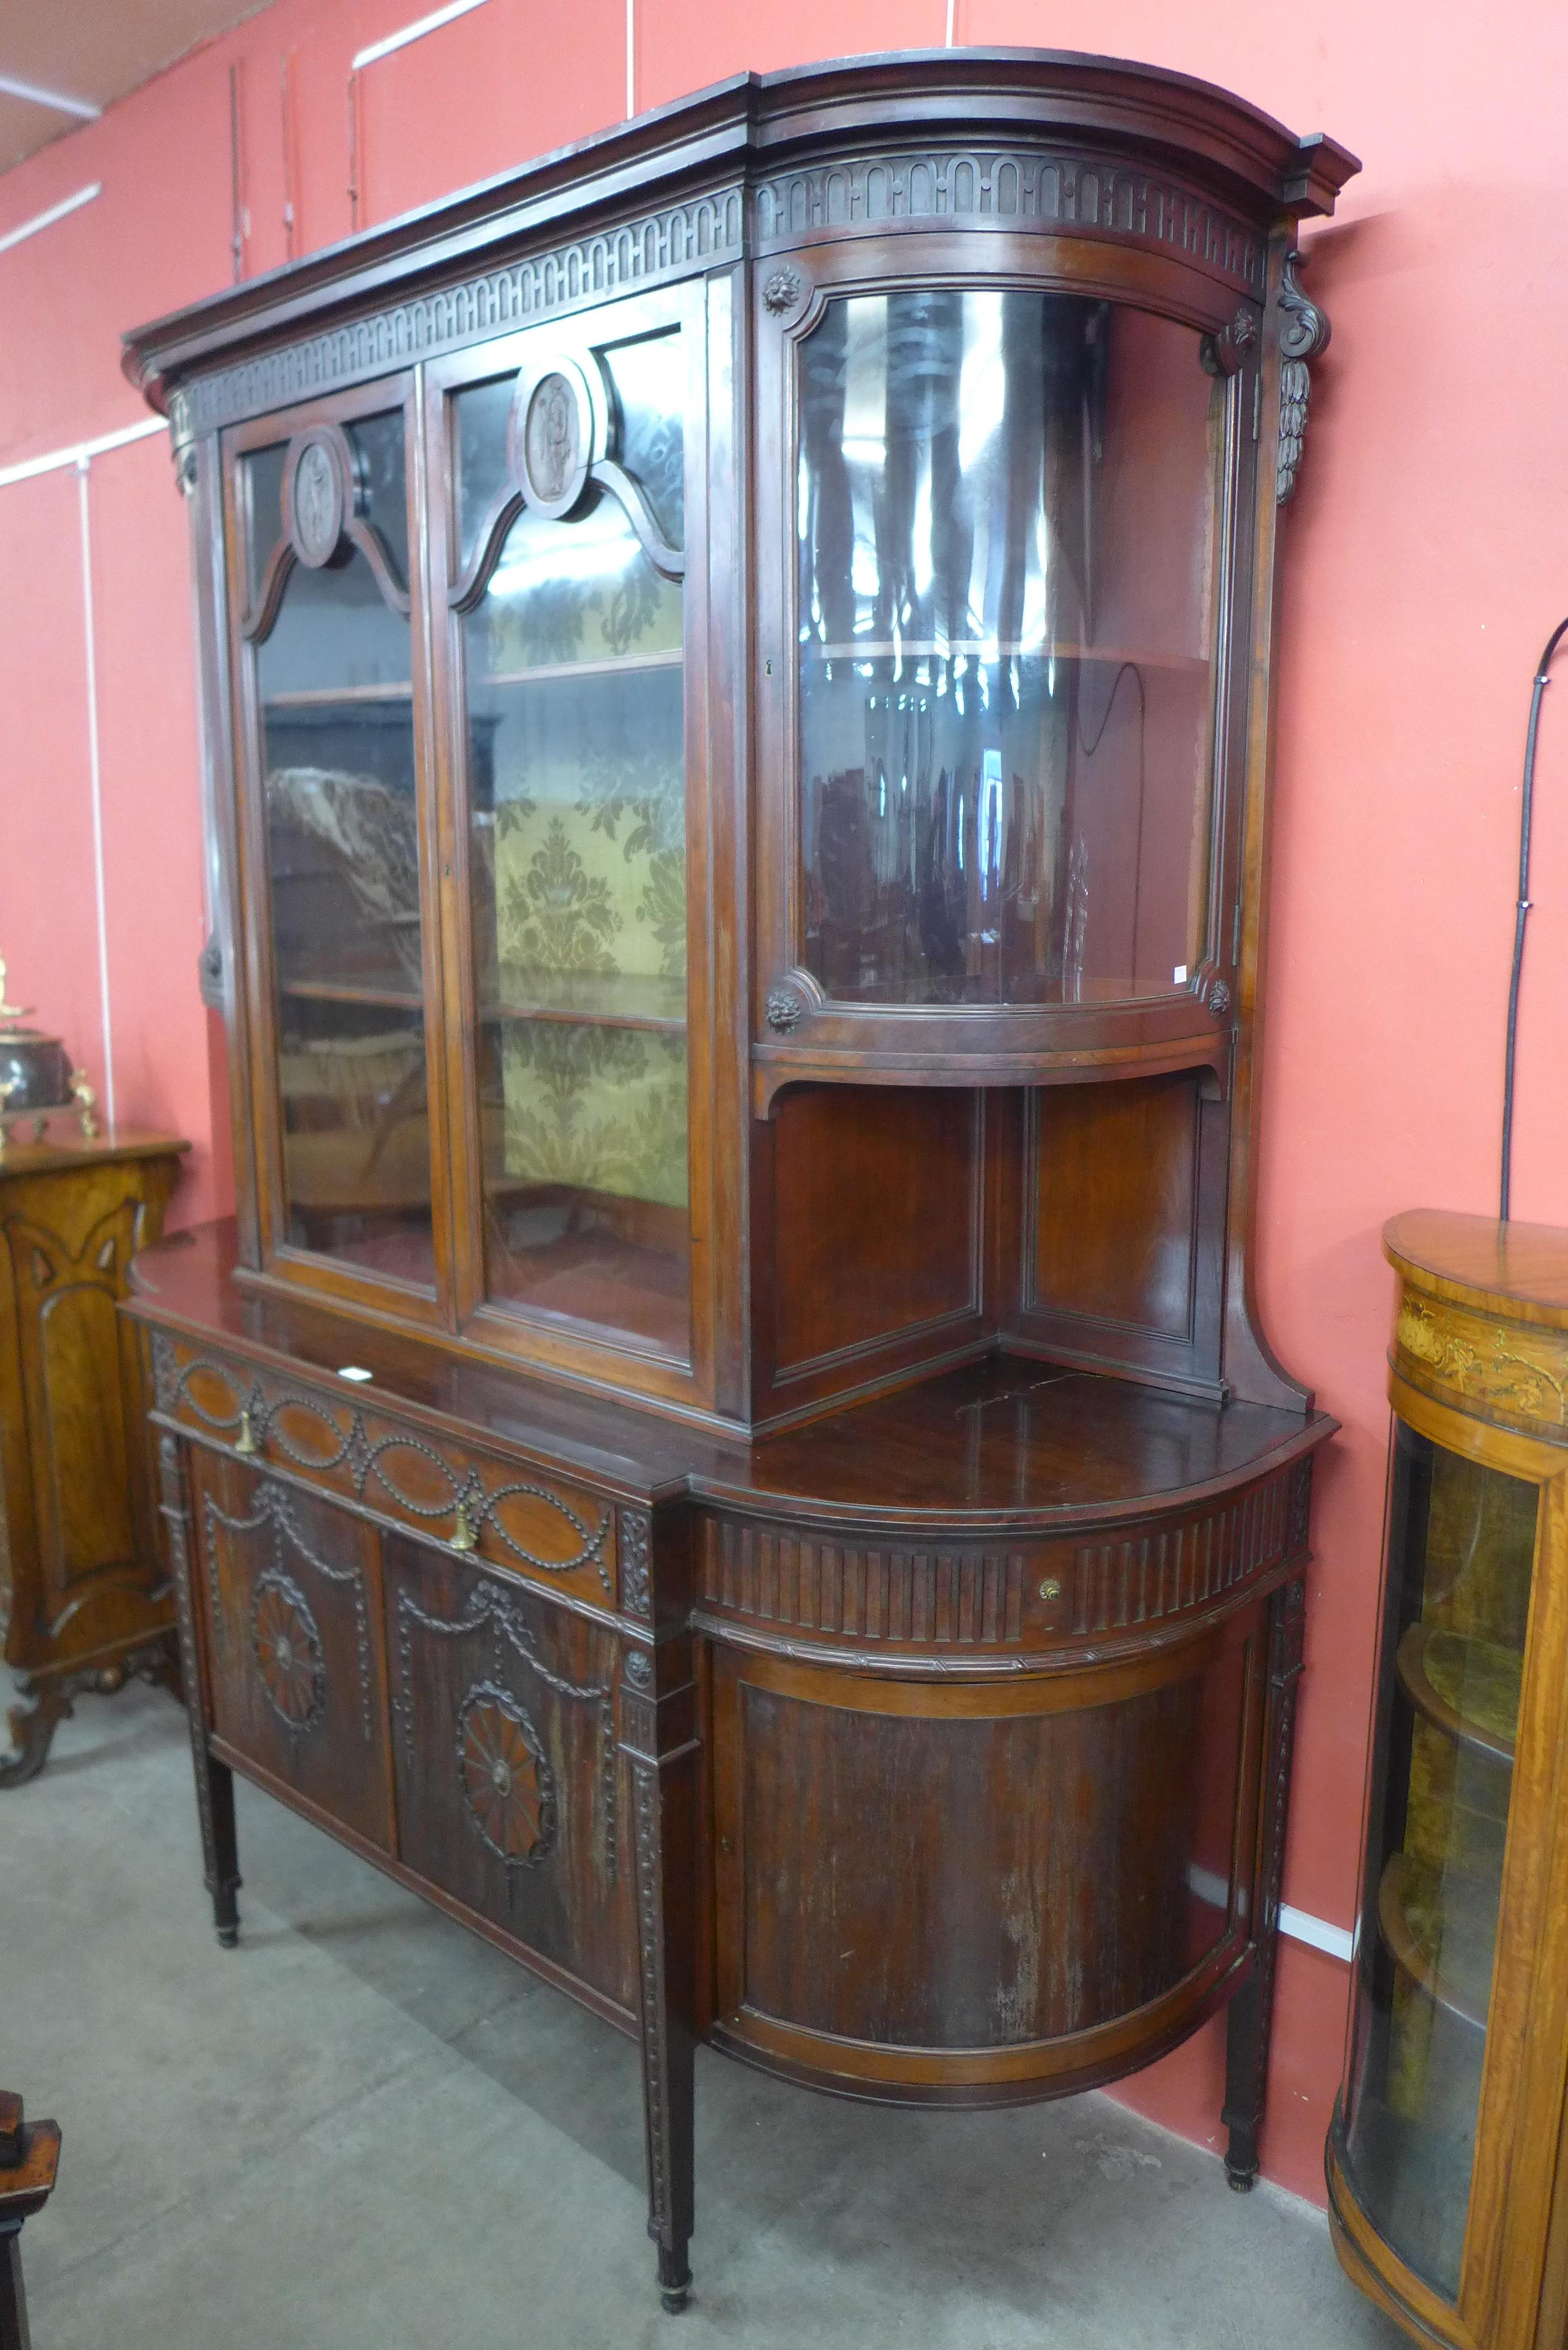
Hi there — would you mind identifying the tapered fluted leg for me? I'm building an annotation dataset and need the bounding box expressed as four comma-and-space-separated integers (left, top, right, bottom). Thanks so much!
1223, 1573, 1305, 2189
157, 1436, 242, 1947
621, 1636, 698, 2311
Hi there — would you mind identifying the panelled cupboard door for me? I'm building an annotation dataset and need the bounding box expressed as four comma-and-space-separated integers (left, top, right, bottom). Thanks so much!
381, 1535, 636, 2014
189, 1450, 394, 1852
709, 1625, 1261, 2094
423, 280, 721, 1408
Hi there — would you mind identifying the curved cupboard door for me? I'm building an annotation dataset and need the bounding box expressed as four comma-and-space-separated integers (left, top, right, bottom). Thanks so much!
755, 240, 1255, 1079
226, 382, 447, 1316
1339, 1422, 1539, 2305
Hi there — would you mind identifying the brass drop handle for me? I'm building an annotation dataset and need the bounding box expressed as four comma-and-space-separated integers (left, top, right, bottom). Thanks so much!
234, 1408, 260, 1458
450, 1499, 478, 1553
71, 1070, 98, 1139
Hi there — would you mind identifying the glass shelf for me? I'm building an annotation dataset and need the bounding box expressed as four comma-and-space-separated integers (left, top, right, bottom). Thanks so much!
1376, 1851, 1491, 2033
1396, 1624, 1520, 1768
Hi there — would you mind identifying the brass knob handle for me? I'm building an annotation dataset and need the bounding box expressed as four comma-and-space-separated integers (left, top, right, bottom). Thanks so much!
1038, 1577, 1062, 1603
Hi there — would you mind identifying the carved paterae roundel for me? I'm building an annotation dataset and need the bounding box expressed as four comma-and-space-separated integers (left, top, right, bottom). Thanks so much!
285, 429, 350, 568
457, 1681, 556, 1866
251, 1568, 325, 1731
508, 353, 600, 521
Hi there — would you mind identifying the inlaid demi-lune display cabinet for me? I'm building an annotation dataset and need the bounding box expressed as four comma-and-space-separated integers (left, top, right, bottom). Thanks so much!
122, 52, 1356, 2306
1330, 1214, 1568, 2350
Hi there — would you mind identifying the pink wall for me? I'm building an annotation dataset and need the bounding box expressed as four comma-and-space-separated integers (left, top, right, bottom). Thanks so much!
4, 0, 1566, 2208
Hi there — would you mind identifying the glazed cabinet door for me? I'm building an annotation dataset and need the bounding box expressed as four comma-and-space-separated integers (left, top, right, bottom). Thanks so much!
753, 236, 1256, 1081
188, 1450, 394, 1851
223, 378, 449, 1322
424, 283, 721, 1410
382, 1536, 636, 2015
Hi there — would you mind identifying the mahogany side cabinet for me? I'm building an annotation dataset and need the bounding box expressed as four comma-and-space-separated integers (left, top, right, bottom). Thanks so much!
121, 52, 1357, 2307
0, 1130, 185, 1784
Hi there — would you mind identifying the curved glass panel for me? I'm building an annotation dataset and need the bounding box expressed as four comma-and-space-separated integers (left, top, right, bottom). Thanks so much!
1339, 1423, 1539, 2301
247, 413, 431, 1287
461, 402, 689, 1359
796, 291, 1223, 1006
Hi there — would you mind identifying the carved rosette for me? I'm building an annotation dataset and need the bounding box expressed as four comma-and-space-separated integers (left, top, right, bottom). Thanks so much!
251, 1569, 326, 1733
457, 1683, 556, 1866
1276, 250, 1330, 504
1200, 302, 1259, 379
765, 983, 805, 1034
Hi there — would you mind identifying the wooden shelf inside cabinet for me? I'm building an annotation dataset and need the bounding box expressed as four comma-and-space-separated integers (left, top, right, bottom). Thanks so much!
279, 978, 422, 1010
475, 649, 683, 690
1396, 1624, 1519, 1769
263, 683, 414, 706
805, 639, 1211, 673
1376, 1853, 1491, 2033
480, 971, 687, 1034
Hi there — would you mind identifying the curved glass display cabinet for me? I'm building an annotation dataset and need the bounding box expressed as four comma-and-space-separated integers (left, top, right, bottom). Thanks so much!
1330, 1213, 1568, 2350
124, 54, 1356, 2311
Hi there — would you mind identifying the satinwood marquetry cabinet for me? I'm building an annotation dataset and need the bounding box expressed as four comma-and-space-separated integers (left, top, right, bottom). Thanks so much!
121, 52, 1357, 2308
0, 1131, 185, 1782
1330, 1214, 1568, 2350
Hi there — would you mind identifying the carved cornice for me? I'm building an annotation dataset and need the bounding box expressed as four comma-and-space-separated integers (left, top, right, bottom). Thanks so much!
1276, 247, 1330, 503
156, 143, 1271, 446
173, 188, 743, 441
754, 147, 1265, 294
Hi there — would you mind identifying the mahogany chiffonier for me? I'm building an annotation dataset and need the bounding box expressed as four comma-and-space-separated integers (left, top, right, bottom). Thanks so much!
121, 52, 1356, 2307
1, 1129, 185, 1782
1330, 1215, 1568, 2350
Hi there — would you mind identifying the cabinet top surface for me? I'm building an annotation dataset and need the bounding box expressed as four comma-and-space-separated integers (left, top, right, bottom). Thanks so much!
1386, 1209, 1568, 1329
128, 1222, 1331, 1527
0, 1128, 189, 1181
122, 47, 1357, 412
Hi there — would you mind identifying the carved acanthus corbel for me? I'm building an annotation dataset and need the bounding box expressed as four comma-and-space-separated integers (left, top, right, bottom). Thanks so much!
1276, 248, 1330, 503
169, 386, 197, 497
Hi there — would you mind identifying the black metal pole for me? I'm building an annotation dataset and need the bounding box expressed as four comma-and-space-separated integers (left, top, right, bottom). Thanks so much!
1501, 615, 1568, 1222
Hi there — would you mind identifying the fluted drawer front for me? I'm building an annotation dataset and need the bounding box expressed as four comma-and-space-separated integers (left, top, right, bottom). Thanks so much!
151, 1334, 615, 1611
694, 1456, 1308, 1659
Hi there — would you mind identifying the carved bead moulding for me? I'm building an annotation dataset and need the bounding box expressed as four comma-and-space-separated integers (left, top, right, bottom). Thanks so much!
694, 1461, 1305, 1666
152, 1336, 614, 1601
457, 1680, 557, 1866
1393, 1287, 1568, 1443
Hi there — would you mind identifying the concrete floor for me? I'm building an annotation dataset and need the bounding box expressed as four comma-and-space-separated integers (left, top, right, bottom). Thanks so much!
2, 1671, 1407, 2350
